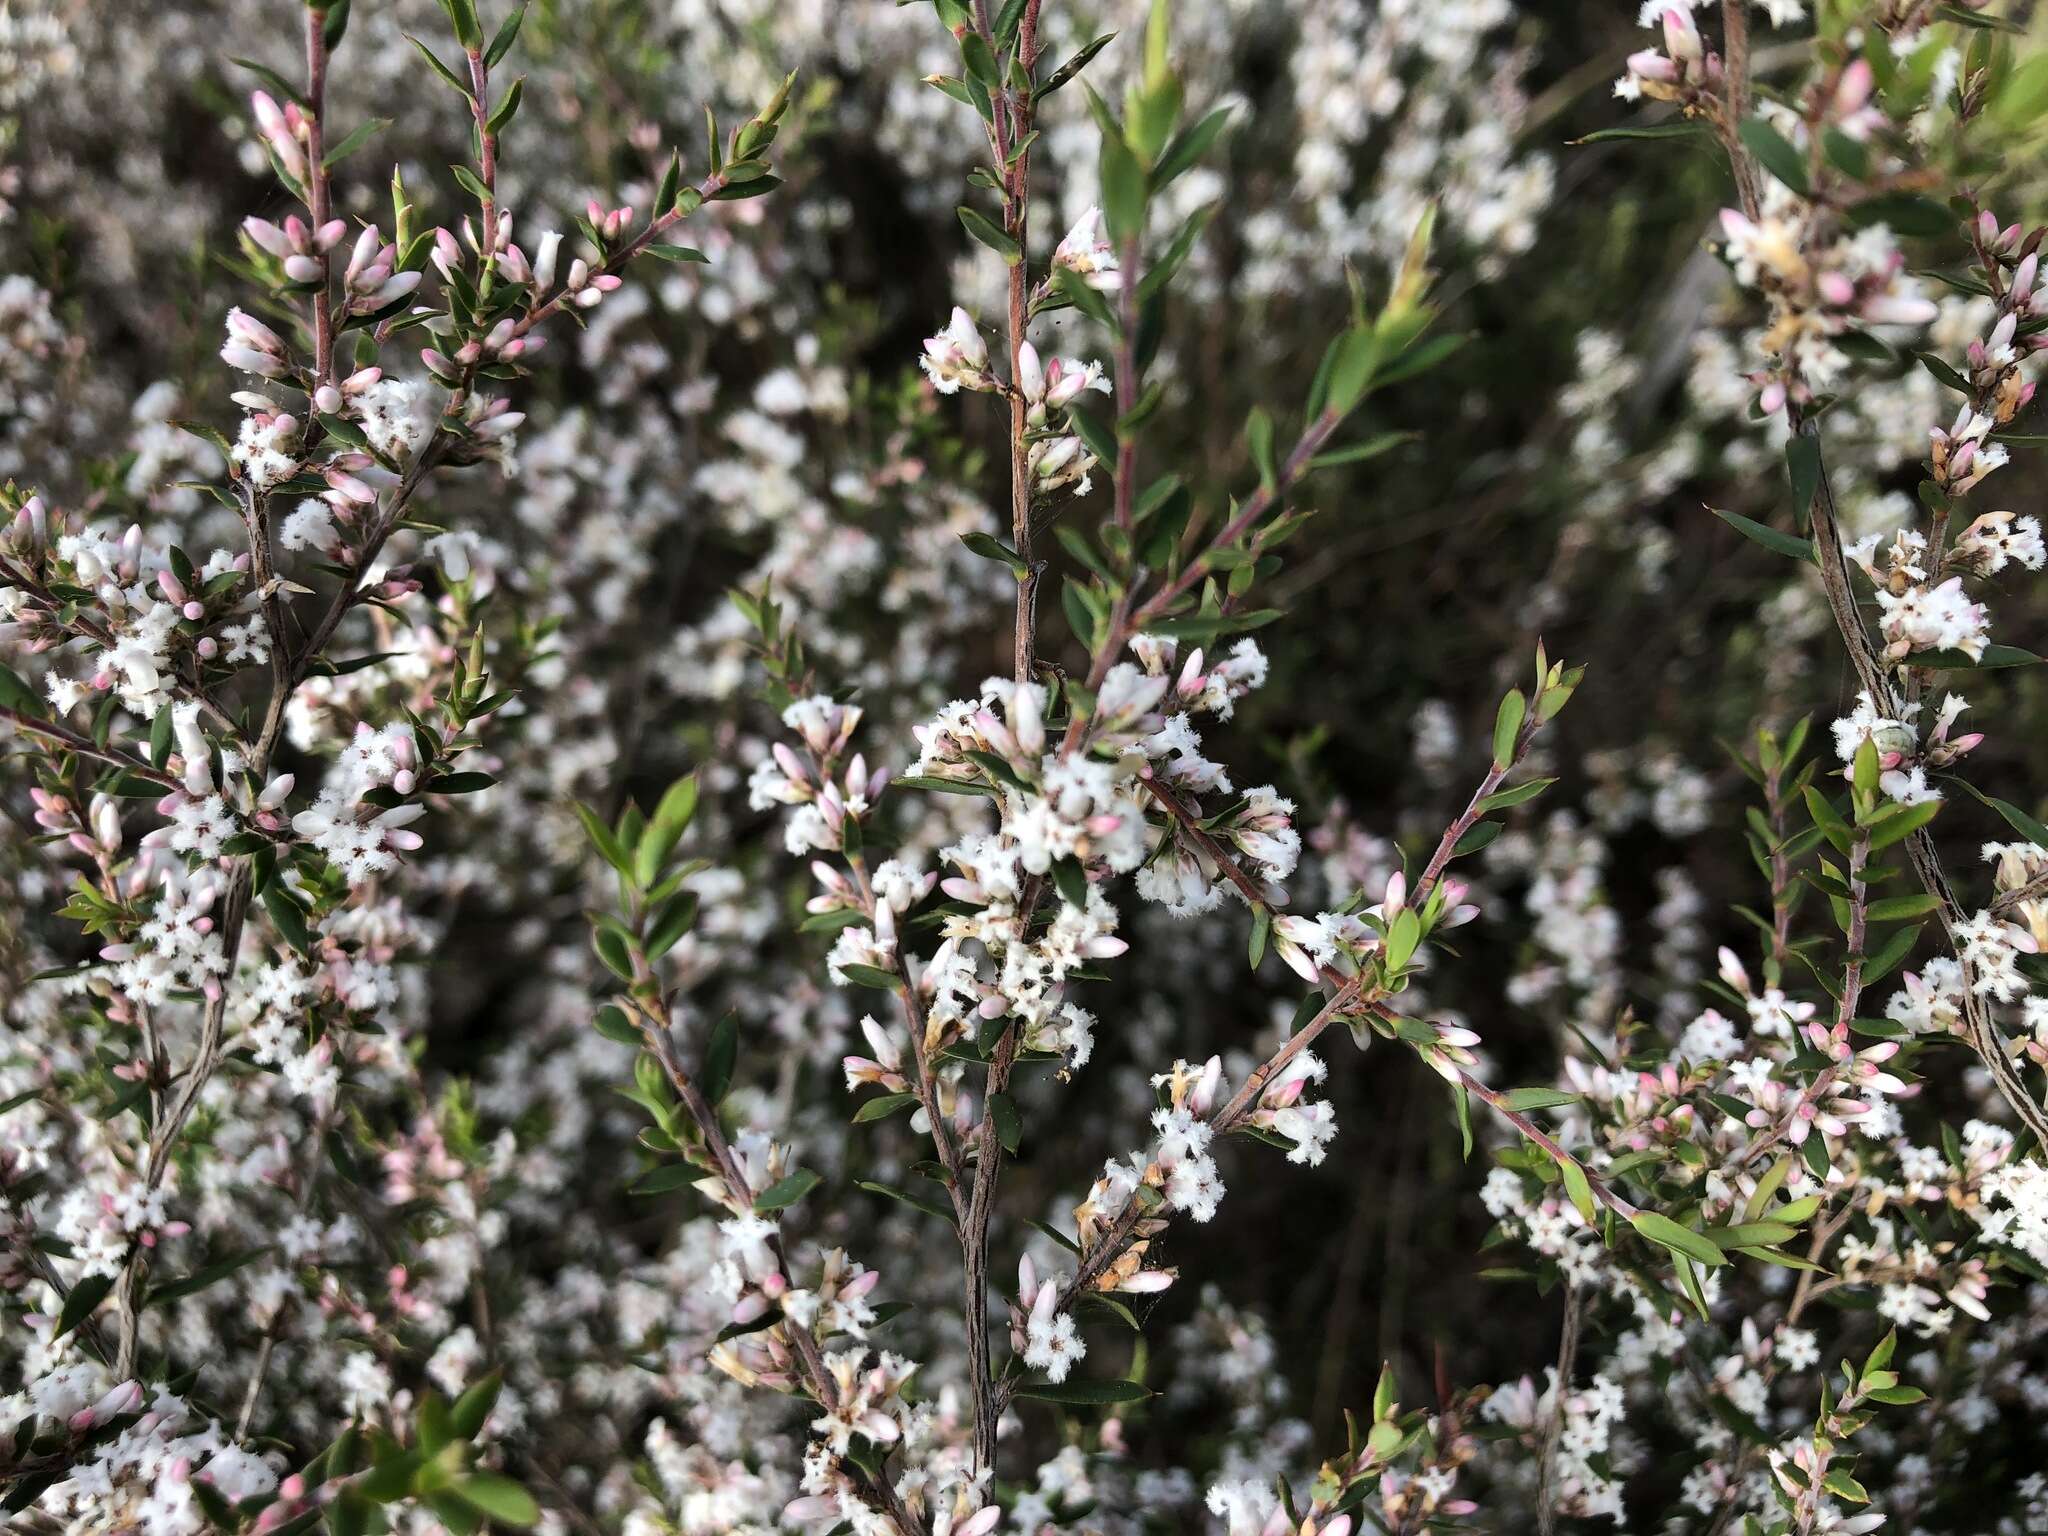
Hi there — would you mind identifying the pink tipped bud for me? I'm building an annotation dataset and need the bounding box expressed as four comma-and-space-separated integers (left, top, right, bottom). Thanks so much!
1834, 58, 1873, 114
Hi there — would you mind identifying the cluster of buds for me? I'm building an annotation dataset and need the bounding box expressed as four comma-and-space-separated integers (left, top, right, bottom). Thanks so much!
1051, 205, 1120, 292
1919, 213, 2047, 502
30, 788, 123, 864
308, 363, 383, 418
470, 208, 627, 313
1271, 870, 1475, 988
1310, 1388, 1481, 1532
1928, 405, 2010, 498
2, 491, 49, 561
339, 225, 421, 314
421, 326, 540, 385
220, 307, 293, 380
1016, 340, 1110, 496
1012, 1256, 1088, 1383
1871, 568, 1988, 663
241, 213, 348, 287
249, 89, 313, 183
919, 306, 996, 395
1129, 634, 1269, 719
1829, 691, 1979, 808
64, 1380, 147, 1435
1950, 508, 2047, 577
1027, 431, 1097, 496
1719, 199, 1937, 415
778, 1352, 927, 1523
1807, 1017, 1908, 1104
1617, 5, 1723, 103
1961, 210, 2046, 421
774, 749, 888, 858
1987, 840, 2048, 951
749, 696, 887, 857
1848, 519, 2005, 661
1241, 1051, 1340, 1166
584, 198, 637, 247
535, 228, 623, 312
1015, 342, 1109, 425
841, 1014, 909, 1097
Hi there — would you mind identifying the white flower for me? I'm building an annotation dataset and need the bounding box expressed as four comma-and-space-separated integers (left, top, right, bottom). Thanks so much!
919, 306, 994, 394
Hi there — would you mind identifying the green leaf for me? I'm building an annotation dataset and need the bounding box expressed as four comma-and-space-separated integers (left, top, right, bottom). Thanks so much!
449, 1372, 502, 1440
858, 1178, 955, 1224
1247, 406, 1277, 490
1713, 507, 1815, 563
1451, 820, 1501, 857
1866, 799, 1940, 851
437, 0, 483, 49
56, 1273, 114, 1338
852, 1092, 920, 1123
1559, 1158, 1598, 1224
958, 205, 1021, 265
449, 1473, 538, 1529
1492, 688, 1526, 770
1850, 192, 1955, 238
644, 892, 701, 958
1631, 1210, 1728, 1267
1034, 33, 1117, 102
1051, 855, 1089, 909
1902, 643, 2042, 668
1500, 1086, 1578, 1111
630, 1163, 696, 1195
1151, 104, 1233, 188
710, 174, 783, 201
1477, 777, 1556, 812
1569, 120, 1710, 144
1917, 351, 1970, 393
0, 661, 43, 717
1097, 108, 1146, 243
1012, 1377, 1152, 1404
574, 800, 632, 874
322, 117, 392, 169
263, 886, 315, 956
145, 1247, 269, 1306
754, 1168, 822, 1213
484, 3, 527, 67
960, 530, 1028, 575
1785, 433, 1821, 523
703, 1012, 738, 1106
1739, 117, 1810, 196
429, 771, 497, 794
1307, 430, 1414, 471
1865, 892, 1942, 922
635, 774, 699, 887
486, 77, 524, 135
231, 56, 310, 109
1950, 777, 2048, 847
837, 962, 902, 991
1383, 908, 1422, 973
403, 36, 473, 100
1862, 923, 1923, 986
1723, 1223, 1807, 1255
988, 1091, 1022, 1155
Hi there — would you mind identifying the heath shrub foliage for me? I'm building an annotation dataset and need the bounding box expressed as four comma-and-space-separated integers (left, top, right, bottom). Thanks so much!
4, 0, 2048, 1533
